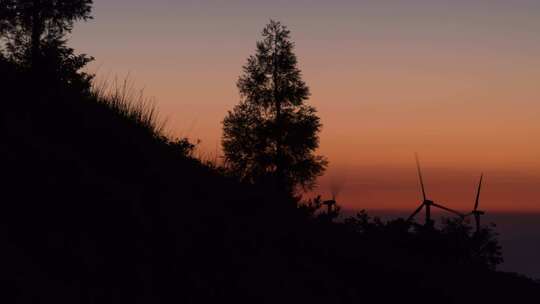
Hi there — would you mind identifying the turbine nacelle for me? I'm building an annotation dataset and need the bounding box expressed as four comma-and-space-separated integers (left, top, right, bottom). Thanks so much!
423, 200, 434, 206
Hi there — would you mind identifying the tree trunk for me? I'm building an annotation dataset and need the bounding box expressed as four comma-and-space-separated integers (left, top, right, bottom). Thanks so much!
272, 36, 284, 194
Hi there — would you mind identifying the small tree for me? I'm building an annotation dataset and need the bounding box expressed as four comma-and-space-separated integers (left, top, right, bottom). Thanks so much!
222, 20, 327, 194
0, 0, 93, 90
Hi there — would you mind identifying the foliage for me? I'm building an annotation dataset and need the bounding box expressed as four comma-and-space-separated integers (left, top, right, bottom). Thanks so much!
343, 212, 504, 270
222, 20, 327, 194
0, 0, 93, 92
343, 210, 384, 233
0, 0, 93, 36
299, 195, 324, 217
169, 137, 197, 157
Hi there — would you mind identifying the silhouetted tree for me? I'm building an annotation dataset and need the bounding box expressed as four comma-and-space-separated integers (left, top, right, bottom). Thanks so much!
0, 0, 93, 91
222, 20, 327, 195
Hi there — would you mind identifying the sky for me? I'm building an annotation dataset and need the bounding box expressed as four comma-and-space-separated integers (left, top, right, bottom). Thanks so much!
71, 0, 540, 212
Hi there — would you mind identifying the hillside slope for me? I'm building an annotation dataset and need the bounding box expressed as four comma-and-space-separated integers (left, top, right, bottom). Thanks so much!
1, 65, 539, 303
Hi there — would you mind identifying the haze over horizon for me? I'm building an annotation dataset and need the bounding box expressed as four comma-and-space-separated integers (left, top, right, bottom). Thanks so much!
71, 0, 540, 212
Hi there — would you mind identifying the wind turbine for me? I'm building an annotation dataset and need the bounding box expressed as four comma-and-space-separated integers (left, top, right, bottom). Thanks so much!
323, 179, 343, 219
322, 196, 336, 216
407, 154, 464, 226
466, 174, 485, 233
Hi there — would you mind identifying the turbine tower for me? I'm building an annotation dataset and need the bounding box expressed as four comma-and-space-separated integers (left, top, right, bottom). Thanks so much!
407, 154, 464, 226
466, 174, 485, 233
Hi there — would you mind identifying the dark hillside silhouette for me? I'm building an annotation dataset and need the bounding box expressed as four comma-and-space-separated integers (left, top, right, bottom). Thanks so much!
1, 4, 539, 303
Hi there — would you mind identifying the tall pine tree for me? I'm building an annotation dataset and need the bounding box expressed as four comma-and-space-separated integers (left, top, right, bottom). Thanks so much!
222, 20, 327, 195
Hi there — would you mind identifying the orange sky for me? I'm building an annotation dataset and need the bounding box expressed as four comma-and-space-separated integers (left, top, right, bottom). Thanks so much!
71, 0, 540, 212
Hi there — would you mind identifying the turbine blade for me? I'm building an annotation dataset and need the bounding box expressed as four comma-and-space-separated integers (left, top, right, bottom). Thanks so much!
408, 203, 425, 222
432, 203, 464, 218
415, 153, 427, 201
474, 173, 484, 211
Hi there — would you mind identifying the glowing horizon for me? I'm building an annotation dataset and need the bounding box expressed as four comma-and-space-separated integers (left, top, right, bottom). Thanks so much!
71, 0, 540, 211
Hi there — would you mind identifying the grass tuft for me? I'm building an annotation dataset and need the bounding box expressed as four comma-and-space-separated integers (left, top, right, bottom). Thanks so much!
91, 76, 167, 139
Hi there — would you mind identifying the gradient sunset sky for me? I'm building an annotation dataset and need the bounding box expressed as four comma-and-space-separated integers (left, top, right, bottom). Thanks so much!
71, 0, 540, 212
